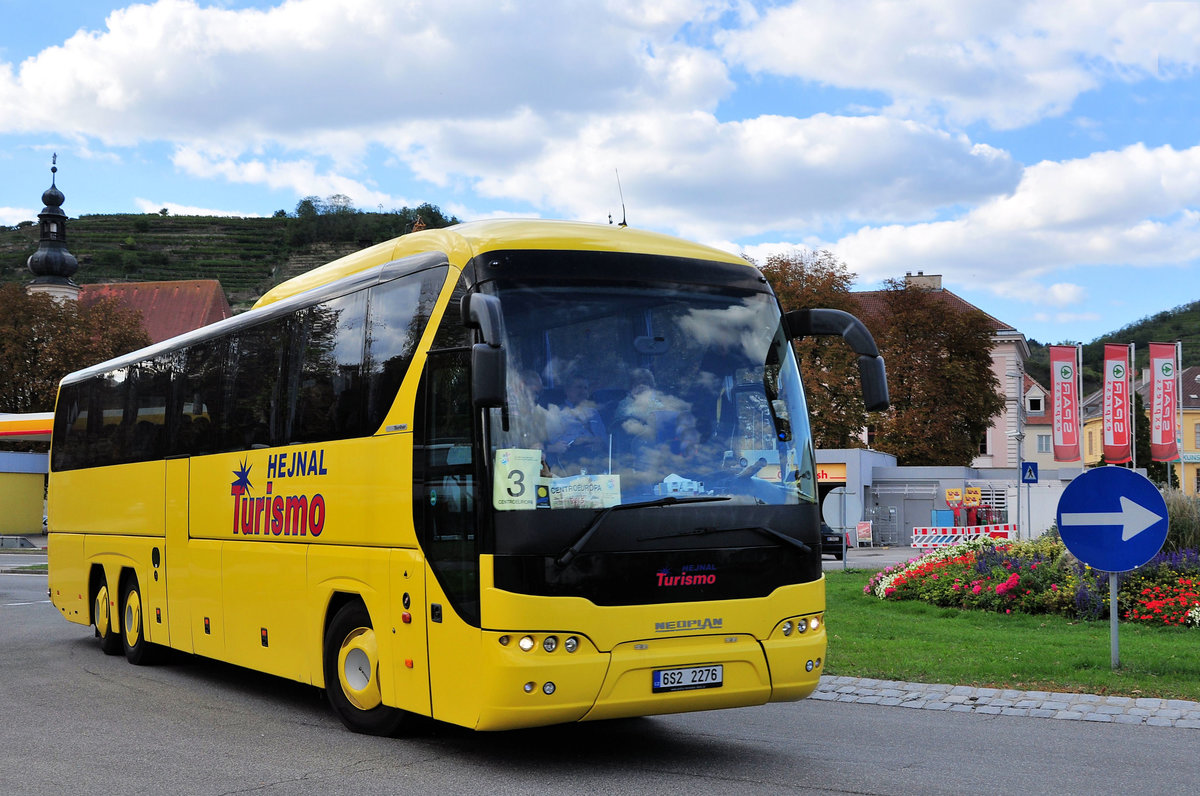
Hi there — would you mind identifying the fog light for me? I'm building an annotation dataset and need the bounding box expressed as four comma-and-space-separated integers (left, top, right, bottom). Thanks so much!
543, 681, 556, 695
543, 635, 558, 653
519, 635, 535, 652
524, 682, 536, 693
782, 621, 793, 636
498, 635, 511, 646
806, 660, 815, 672
815, 657, 822, 668
564, 636, 579, 653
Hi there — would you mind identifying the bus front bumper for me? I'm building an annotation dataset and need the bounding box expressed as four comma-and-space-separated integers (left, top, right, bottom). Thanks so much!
472, 618, 825, 731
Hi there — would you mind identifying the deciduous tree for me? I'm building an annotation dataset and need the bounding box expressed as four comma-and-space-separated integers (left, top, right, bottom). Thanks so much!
761, 250, 868, 449
866, 278, 1004, 466
0, 284, 150, 415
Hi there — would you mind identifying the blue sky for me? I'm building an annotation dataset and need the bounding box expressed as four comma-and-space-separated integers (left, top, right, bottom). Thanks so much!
3, 0, 1199, 348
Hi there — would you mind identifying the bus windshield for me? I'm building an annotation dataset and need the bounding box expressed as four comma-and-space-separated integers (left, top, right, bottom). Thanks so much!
485, 281, 816, 512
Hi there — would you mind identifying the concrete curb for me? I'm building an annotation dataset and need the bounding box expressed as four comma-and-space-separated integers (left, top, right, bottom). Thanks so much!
816, 675, 1200, 728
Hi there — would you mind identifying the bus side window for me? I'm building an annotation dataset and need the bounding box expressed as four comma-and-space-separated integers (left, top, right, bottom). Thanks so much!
285, 292, 367, 444
224, 317, 288, 449
183, 338, 227, 457
363, 266, 447, 430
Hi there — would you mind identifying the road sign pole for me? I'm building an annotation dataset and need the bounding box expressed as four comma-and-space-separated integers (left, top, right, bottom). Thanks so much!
1110, 573, 1120, 669
1057, 467, 1169, 673
841, 488, 848, 571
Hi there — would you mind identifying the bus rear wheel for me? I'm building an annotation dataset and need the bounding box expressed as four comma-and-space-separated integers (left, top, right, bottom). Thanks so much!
120, 575, 159, 665
94, 576, 122, 656
323, 601, 406, 735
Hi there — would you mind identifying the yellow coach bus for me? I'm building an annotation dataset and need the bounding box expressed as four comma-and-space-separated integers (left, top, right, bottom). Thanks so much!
48, 219, 887, 733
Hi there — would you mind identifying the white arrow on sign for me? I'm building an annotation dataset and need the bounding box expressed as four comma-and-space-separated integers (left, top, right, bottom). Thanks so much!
1060, 496, 1164, 541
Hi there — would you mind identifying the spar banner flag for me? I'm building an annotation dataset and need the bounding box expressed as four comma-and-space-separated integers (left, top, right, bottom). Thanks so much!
1050, 345, 1080, 461
1102, 344, 1132, 463
1149, 342, 1179, 462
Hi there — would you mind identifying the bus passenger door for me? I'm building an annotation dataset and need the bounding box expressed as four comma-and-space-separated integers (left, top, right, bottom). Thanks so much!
416, 349, 484, 727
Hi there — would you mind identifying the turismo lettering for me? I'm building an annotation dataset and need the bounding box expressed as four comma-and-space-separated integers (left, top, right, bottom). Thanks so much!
231, 447, 329, 538
656, 563, 718, 587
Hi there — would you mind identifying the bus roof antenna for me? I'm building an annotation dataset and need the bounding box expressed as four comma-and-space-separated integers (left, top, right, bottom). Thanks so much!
614, 169, 628, 227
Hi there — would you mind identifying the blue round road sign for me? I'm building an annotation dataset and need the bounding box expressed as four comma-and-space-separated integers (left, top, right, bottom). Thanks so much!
1056, 467, 1168, 572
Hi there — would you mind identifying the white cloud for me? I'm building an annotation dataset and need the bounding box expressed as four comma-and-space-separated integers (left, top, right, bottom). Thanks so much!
0, 0, 732, 146
171, 146, 407, 210
833, 143, 1200, 311
1045, 283, 1086, 307
1, 207, 36, 226
406, 111, 1020, 239
718, 0, 1200, 128
132, 198, 260, 217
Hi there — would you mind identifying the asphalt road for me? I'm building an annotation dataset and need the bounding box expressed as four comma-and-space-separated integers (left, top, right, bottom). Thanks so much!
3, 571, 1194, 795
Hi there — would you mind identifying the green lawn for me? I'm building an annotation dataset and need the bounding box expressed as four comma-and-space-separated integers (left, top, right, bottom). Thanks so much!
825, 569, 1200, 701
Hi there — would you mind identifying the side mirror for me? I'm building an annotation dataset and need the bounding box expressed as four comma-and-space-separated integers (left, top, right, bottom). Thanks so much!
471, 344, 507, 409
462, 292, 508, 408
462, 293, 505, 346
784, 308, 890, 412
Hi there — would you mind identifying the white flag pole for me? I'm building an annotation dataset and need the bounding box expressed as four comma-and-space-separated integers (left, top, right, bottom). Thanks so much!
1078, 344, 1084, 465
1129, 342, 1136, 470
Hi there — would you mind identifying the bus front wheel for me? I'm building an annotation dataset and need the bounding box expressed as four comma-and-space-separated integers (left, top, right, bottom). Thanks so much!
323, 601, 406, 735
120, 575, 158, 665
94, 575, 122, 656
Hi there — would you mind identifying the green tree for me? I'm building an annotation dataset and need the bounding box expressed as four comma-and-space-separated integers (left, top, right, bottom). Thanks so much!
760, 250, 867, 449
865, 278, 1005, 466
0, 284, 150, 415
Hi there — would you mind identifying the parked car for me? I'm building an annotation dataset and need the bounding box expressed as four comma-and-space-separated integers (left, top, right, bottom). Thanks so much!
821, 523, 844, 560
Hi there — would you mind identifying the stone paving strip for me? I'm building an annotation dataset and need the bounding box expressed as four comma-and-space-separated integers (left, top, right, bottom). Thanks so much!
814, 676, 1200, 729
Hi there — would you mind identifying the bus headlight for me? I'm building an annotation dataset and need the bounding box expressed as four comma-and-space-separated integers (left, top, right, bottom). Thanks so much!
564, 636, 579, 653
781, 620, 793, 637
543, 635, 558, 653
809, 616, 822, 632
518, 635, 535, 652
796, 618, 807, 634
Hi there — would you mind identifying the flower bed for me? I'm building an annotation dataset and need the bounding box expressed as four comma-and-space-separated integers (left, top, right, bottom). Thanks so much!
863, 536, 1200, 625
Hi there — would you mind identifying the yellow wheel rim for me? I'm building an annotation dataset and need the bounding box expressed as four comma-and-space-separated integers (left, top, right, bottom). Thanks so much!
95, 584, 110, 638
123, 588, 142, 648
337, 627, 382, 711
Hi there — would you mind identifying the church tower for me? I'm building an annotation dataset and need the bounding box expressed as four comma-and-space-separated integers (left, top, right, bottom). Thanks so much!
27, 154, 80, 302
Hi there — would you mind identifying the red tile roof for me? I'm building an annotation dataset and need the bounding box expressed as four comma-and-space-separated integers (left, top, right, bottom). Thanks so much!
79, 280, 232, 344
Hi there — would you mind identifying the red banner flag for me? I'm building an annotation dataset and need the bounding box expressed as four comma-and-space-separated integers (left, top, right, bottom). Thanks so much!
1102, 344, 1131, 464
1049, 345, 1080, 461
1149, 342, 1179, 462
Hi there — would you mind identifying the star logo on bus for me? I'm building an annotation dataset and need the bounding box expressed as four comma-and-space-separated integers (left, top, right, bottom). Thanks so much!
231, 459, 253, 497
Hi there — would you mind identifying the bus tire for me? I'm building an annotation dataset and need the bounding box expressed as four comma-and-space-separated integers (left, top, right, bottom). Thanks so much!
120, 574, 159, 666
323, 601, 406, 736
94, 575, 122, 656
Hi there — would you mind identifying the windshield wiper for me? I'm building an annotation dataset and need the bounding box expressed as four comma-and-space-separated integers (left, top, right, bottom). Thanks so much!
639, 525, 812, 555
554, 495, 732, 568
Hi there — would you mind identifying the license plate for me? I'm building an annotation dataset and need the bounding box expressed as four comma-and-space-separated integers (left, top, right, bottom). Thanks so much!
652, 664, 723, 693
